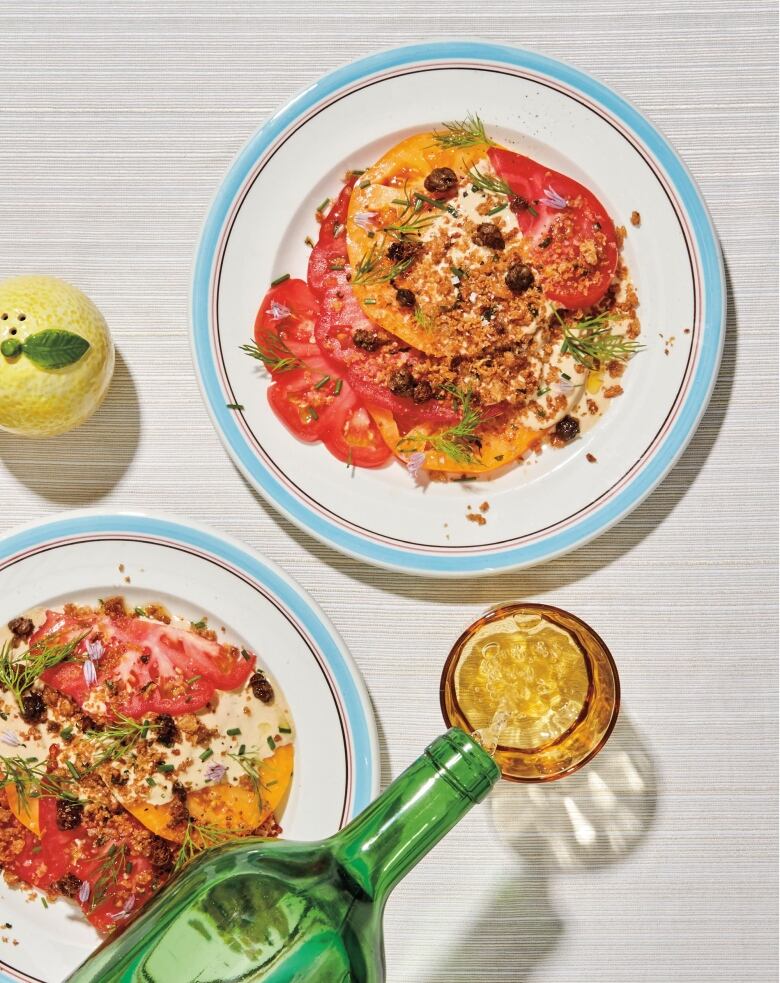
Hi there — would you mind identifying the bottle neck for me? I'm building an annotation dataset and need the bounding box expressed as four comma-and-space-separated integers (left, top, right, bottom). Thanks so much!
330, 729, 500, 904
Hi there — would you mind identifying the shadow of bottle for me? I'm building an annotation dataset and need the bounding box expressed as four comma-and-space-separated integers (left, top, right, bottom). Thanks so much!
490, 712, 657, 871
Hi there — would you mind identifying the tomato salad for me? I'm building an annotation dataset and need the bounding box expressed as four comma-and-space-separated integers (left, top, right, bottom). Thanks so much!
243, 116, 642, 478
0, 599, 294, 933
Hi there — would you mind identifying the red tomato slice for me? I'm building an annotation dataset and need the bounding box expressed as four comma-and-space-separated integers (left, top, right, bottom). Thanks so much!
487, 147, 618, 309
254, 277, 320, 369
266, 355, 347, 443
320, 388, 392, 467
307, 179, 356, 298
3, 796, 161, 933
35, 608, 255, 720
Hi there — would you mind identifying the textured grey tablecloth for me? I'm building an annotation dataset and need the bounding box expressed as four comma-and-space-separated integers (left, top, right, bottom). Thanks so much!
0, 2, 777, 980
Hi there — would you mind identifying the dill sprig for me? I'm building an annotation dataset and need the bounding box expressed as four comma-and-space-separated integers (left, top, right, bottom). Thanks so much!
174, 820, 239, 873
383, 213, 437, 239
466, 163, 513, 198
85, 714, 153, 767
0, 755, 79, 808
226, 748, 266, 802
556, 311, 644, 369
398, 386, 485, 466
413, 307, 435, 331
351, 241, 412, 286
240, 336, 301, 374
90, 842, 128, 910
428, 387, 485, 465
432, 113, 494, 149
466, 164, 539, 217
0, 634, 87, 712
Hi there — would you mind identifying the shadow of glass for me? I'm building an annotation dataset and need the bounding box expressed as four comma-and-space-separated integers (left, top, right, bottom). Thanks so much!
0, 349, 140, 504
491, 713, 657, 871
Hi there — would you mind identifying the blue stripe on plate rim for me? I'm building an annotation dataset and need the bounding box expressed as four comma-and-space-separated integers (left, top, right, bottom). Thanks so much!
190, 40, 725, 577
0, 509, 378, 815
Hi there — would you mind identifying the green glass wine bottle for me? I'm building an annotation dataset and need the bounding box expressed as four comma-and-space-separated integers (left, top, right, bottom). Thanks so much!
66, 728, 499, 983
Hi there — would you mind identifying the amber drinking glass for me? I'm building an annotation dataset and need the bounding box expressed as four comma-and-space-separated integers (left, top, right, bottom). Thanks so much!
440, 602, 620, 782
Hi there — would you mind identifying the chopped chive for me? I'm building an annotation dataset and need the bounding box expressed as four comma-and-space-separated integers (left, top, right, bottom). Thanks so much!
487, 202, 507, 215
199, 748, 213, 762
328, 259, 345, 270
363, 298, 377, 305
125, 861, 133, 875
226, 727, 241, 737
226, 403, 244, 410
350, 168, 366, 176
450, 265, 468, 280
265, 780, 278, 787
528, 204, 539, 217
305, 405, 318, 422
359, 179, 371, 189
41, 897, 48, 909
60, 725, 73, 739
313, 375, 330, 390
146, 776, 156, 787
333, 379, 343, 395
267, 736, 276, 752
65, 760, 80, 780
537, 386, 551, 397
279, 726, 292, 734
190, 618, 207, 630
185, 675, 202, 685
316, 197, 331, 213
304, 235, 315, 248
561, 372, 571, 380
270, 273, 290, 287
157, 763, 175, 774
238, 744, 246, 756
134, 606, 146, 617
240, 648, 251, 661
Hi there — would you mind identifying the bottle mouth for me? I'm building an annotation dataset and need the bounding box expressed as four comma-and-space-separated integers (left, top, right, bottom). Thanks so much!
425, 728, 500, 803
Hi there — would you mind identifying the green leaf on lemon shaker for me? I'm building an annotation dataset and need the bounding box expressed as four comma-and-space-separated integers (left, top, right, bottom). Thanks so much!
21, 329, 90, 369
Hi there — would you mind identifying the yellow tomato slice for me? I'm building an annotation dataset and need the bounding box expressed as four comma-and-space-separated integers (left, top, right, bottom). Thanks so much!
347, 132, 495, 355
5, 787, 40, 837
368, 405, 541, 476
114, 744, 294, 843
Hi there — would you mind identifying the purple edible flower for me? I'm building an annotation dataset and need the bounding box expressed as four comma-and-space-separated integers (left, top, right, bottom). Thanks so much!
539, 186, 567, 210
78, 880, 90, 903
353, 211, 378, 231
205, 762, 227, 783
83, 659, 97, 688
1, 730, 22, 748
267, 300, 291, 321
109, 894, 136, 921
405, 451, 426, 478
86, 638, 104, 662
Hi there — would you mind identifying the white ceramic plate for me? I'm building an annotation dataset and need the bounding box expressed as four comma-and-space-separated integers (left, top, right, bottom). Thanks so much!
0, 511, 378, 983
191, 42, 725, 576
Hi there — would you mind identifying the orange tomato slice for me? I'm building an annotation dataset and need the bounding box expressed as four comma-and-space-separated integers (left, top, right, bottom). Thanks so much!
5, 787, 40, 837
115, 744, 294, 843
368, 405, 541, 476
347, 132, 494, 355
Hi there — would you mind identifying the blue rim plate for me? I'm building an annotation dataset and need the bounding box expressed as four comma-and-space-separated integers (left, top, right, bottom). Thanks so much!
0, 510, 378, 983
191, 41, 725, 577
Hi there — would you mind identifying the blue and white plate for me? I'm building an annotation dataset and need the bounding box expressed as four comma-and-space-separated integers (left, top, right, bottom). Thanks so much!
191, 41, 724, 577
0, 510, 378, 983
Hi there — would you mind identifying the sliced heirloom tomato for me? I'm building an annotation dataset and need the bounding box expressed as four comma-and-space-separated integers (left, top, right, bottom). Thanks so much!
1, 796, 159, 933
487, 147, 618, 310
319, 388, 391, 468
311, 180, 458, 431
35, 609, 256, 719
266, 355, 345, 443
254, 277, 321, 369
